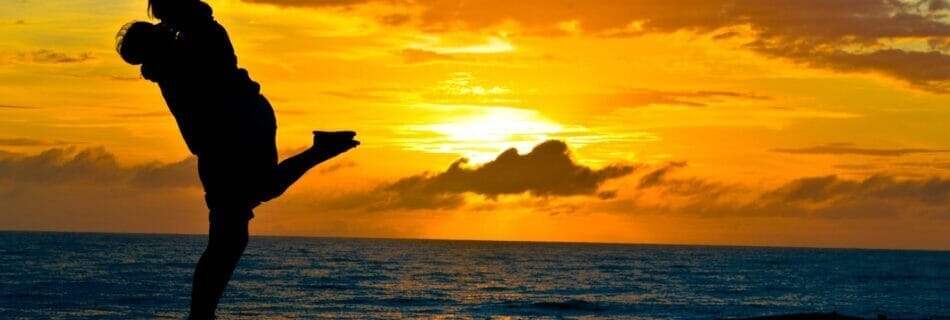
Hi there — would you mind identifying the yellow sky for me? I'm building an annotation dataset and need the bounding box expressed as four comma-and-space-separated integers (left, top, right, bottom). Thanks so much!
1, 0, 948, 249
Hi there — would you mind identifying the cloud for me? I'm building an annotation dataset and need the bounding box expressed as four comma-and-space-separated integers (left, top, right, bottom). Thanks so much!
766, 175, 949, 205
130, 157, 200, 188
17, 50, 94, 64
322, 81, 771, 113
400, 48, 457, 63
0, 20, 25, 26
314, 138, 949, 219
378, 13, 412, 26
111, 111, 168, 118
773, 143, 950, 156
0, 104, 35, 110
585, 89, 770, 109
598, 171, 950, 219
639, 161, 688, 188
320, 86, 409, 104
0, 148, 205, 234
0, 150, 21, 158
394, 140, 634, 196
749, 45, 950, 92
0, 147, 121, 184
327, 140, 636, 211
317, 159, 358, 174
0, 138, 74, 147
241, 0, 376, 8
0, 147, 198, 188
242, 0, 950, 92
896, 160, 950, 170
0, 147, 368, 234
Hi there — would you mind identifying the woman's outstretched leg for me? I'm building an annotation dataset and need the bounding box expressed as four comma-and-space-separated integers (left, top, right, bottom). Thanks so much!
261, 131, 359, 201
188, 211, 250, 320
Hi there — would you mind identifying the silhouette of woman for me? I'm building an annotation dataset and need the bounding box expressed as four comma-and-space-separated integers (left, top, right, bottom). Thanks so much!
116, 1, 359, 318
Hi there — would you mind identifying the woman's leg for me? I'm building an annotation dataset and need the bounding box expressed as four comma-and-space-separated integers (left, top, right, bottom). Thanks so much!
188, 210, 251, 320
260, 131, 359, 201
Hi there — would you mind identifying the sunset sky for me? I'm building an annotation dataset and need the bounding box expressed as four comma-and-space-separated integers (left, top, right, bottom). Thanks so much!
1, 0, 948, 249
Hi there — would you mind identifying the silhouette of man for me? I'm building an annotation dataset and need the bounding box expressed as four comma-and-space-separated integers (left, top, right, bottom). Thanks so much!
116, 1, 358, 318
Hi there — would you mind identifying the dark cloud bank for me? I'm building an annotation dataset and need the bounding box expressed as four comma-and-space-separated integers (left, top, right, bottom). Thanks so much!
3, 142, 947, 222
0, 147, 198, 188
615, 162, 950, 219
326, 140, 637, 211
0, 147, 203, 233
392, 140, 634, 197
320, 140, 949, 218
243, 0, 950, 92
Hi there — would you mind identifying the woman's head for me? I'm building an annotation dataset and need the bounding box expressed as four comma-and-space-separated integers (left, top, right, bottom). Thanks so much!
148, 0, 208, 23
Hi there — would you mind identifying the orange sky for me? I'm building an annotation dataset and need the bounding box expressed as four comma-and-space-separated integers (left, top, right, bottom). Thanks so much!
1, 0, 948, 250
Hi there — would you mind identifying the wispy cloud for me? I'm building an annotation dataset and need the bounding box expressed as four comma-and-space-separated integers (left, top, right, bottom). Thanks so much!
16, 50, 94, 64
639, 161, 688, 188
399, 48, 457, 64
242, 0, 376, 8
0, 138, 75, 147
580, 89, 771, 109
773, 143, 950, 156
0, 104, 35, 110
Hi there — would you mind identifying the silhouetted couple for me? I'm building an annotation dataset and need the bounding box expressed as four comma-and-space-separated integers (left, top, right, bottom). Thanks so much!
116, 1, 359, 318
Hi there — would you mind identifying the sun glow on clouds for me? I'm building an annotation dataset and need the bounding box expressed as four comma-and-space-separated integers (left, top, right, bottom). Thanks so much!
437, 72, 512, 97
424, 36, 515, 54
400, 106, 569, 163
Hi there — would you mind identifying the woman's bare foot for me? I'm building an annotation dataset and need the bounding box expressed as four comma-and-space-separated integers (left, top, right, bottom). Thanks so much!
307, 130, 359, 161
313, 130, 356, 142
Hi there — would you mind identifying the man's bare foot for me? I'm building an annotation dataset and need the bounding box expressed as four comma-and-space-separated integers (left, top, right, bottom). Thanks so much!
308, 130, 359, 161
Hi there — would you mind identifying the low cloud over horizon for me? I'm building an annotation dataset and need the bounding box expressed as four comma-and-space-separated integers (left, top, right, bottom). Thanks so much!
1, 138, 948, 248
320, 140, 637, 211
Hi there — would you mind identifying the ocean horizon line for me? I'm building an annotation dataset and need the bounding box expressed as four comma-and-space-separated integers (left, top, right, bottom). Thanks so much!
3, 229, 947, 253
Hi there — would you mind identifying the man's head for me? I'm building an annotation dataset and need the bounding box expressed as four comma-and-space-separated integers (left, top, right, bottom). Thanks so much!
116, 21, 159, 65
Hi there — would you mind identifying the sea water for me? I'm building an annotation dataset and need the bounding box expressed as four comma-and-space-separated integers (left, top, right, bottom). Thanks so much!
0, 232, 947, 319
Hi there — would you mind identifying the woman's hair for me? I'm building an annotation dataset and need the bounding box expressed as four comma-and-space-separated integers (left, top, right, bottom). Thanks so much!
148, 0, 204, 21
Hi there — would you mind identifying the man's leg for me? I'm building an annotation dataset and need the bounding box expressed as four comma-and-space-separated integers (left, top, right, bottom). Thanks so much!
188, 210, 251, 320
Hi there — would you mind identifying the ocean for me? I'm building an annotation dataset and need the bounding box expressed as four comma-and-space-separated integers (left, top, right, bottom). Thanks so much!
0, 232, 947, 319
